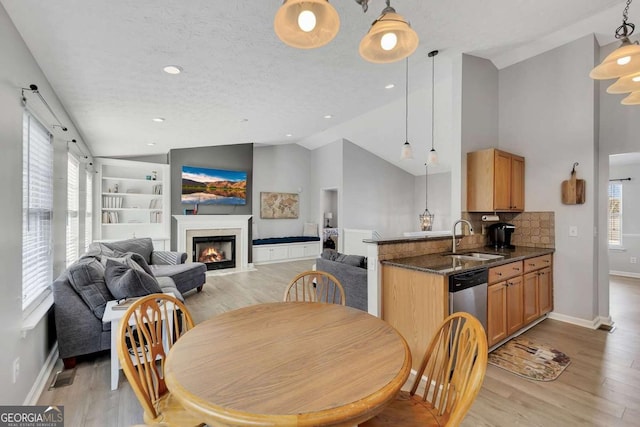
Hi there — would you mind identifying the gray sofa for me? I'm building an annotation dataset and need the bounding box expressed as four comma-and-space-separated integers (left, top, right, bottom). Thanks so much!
315, 249, 368, 312
52, 238, 206, 368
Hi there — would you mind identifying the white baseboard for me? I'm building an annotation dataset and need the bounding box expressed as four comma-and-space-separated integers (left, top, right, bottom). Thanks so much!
24, 342, 58, 405
610, 270, 640, 279
547, 312, 601, 329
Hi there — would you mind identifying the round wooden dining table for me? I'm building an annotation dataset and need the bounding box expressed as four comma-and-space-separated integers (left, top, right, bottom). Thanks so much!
164, 302, 412, 427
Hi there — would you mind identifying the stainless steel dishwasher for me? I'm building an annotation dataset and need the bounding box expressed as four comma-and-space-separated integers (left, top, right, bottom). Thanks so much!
448, 269, 488, 331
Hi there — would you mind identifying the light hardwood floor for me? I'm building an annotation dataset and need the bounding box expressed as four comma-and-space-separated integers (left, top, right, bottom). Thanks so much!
38, 266, 640, 427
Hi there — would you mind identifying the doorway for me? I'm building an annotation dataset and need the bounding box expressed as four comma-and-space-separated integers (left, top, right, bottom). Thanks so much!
321, 188, 339, 251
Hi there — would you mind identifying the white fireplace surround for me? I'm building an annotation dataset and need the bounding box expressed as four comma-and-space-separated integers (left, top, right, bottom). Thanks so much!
173, 215, 252, 271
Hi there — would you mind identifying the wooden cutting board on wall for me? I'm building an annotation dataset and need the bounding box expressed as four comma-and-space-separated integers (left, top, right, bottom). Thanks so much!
561, 165, 585, 204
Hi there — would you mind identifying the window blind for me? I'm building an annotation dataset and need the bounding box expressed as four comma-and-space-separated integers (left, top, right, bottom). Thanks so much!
66, 153, 80, 266
22, 112, 54, 311
85, 172, 93, 252
608, 182, 622, 246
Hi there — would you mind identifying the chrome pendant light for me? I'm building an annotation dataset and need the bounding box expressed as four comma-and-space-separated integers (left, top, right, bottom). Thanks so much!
590, 0, 640, 105
274, 0, 340, 49
400, 58, 413, 160
427, 50, 439, 165
359, 0, 419, 64
419, 163, 434, 231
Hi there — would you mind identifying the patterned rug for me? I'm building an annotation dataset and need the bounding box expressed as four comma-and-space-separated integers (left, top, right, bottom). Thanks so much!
488, 337, 571, 381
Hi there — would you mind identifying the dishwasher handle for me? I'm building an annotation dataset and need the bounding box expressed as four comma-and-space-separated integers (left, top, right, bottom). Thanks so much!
449, 269, 488, 292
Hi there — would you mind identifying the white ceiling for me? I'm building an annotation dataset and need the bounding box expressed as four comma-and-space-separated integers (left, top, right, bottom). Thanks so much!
1, 0, 632, 175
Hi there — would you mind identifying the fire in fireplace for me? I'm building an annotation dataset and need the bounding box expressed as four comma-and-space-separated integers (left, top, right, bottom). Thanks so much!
193, 235, 236, 271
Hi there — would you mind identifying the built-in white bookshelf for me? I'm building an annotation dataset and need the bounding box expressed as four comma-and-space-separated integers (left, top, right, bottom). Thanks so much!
94, 158, 170, 249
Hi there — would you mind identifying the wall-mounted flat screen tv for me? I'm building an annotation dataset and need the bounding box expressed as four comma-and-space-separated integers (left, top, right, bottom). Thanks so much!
181, 166, 247, 205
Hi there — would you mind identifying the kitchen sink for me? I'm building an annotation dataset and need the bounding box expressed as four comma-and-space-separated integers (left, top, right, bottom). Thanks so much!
446, 252, 504, 262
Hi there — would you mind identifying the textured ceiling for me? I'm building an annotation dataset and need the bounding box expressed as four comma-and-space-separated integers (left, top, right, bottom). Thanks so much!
1, 0, 630, 175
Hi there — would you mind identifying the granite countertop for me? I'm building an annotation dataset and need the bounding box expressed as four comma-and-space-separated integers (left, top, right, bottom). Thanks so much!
382, 246, 555, 276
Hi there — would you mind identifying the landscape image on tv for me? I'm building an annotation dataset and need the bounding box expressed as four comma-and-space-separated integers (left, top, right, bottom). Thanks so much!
181, 166, 247, 205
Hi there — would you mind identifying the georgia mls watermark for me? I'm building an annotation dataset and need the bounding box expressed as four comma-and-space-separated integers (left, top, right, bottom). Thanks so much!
0, 406, 63, 427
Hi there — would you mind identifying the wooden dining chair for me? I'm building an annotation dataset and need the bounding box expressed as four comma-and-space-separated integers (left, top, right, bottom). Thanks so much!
361, 312, 488, 427
117, 293, 204, 427
284, 270, 346, 305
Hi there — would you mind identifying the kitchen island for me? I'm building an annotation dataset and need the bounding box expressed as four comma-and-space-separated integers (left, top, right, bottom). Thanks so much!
379, 246, 554, 367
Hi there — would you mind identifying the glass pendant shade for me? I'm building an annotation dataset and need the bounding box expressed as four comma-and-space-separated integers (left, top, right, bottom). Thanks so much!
621, 91, 640, 105
607, 71, 640, 93
590, 42, 640, 79
274, 0, 340, 49
401, 141, 413, 159
359, 9, 419, 63
419, 209, 434, 231
427, 148, 438, 165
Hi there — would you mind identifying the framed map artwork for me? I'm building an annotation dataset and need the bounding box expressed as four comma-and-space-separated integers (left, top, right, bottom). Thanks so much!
260, 192, 299, 219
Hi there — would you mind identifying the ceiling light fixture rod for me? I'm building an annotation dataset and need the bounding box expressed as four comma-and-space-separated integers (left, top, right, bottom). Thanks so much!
405, 57, 409, 144
427, 50, 439, 165
21, 84, 68, 131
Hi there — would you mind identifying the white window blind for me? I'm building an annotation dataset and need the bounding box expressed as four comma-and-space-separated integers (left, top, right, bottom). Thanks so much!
608, 182, 622, 246
85, 172, 93, 252
22, 112, 54, 311
67, 153, 80, 266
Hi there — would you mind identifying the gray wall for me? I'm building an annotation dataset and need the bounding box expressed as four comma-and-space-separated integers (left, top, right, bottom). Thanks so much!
460, 54, 499, 212
0, 3, 92, 404
310, 140, 344, 231
499, 35, 599, 321
608, 163, 640, 275
168, 144, 253, 249
252, 144, 311, 238
413, 172, 452, 232
342, 140, 415, 237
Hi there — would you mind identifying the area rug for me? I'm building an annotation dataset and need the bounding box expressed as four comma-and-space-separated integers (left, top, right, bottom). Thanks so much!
488, 337, 571, 381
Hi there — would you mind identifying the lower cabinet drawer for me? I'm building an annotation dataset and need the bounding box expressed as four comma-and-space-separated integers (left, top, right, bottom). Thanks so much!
524, 254, 552, 273
489, 261, 523, 284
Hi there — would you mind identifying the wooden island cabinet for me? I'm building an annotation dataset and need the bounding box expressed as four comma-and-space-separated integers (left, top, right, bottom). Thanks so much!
467, 148, 525, 212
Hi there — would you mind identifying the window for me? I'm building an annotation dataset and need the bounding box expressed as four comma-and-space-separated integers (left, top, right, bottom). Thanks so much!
66, 153, 80, 266
608, 182, 622, 247
22, 112, 54, 311
85, 172, 93, 252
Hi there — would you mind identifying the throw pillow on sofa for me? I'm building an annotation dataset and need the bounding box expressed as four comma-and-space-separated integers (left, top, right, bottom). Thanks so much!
100, 252, 154, 276
67, 257, 113, 319
104, 259, 162, 300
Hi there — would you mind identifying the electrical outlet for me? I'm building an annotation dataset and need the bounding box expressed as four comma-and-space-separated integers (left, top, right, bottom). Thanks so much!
569, 226, 578, 237
12, 357, 19, 384
631, 257, 638, 264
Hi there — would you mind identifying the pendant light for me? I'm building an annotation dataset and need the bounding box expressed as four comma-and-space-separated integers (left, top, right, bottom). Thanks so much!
590, 0, 640, 100
401, 57, 413, 160
274, 0, 340, 49
427, 50, 439, 165
419, 163, 434, 231
622, 91, 640, 104
359, 0, 419, 64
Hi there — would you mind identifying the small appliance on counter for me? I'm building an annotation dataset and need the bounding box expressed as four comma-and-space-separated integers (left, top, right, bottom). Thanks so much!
486, 222, 516, 249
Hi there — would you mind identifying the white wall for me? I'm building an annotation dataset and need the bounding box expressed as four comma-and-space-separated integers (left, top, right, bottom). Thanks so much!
413, 172, 452, 231
342, 140, 415, 237
310, 140, 344, 233
252, 144, 311, 239
460, 54, 499, 213
0, 3, 91, 404
499, 35, 599, 322
608, 163, 640, 275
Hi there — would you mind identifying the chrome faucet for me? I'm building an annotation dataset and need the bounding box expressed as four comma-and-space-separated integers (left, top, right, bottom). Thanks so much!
452, 219, 474, 254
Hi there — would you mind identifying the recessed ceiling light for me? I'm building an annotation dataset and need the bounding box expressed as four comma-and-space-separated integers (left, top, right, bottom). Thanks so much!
152, 117, 165, 122
286, 133, 293, 137
163, 65, 183, 75
385, 84, 395, 89
324, 114, 333, 119
240, 118, 249, 123
146, 142, 156, 146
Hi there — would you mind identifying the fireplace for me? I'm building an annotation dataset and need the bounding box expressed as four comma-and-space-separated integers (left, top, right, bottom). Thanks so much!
193, 235, 236, 271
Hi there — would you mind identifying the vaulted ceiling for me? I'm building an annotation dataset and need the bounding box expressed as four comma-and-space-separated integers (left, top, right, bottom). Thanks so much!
1, 0, 630, 175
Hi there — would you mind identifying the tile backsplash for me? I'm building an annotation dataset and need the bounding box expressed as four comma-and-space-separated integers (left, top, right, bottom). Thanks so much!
463, 211, 555, 249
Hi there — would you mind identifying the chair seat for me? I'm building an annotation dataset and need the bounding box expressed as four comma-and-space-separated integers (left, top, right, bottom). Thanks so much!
361, 391, 446, 427
146, 392, 204, 427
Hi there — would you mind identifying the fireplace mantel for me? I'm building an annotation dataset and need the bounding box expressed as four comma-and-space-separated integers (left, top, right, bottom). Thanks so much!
173, 215, 252, 272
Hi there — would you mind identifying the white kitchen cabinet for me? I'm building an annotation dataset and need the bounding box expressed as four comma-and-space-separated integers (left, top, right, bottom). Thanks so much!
252, 241, 322, 265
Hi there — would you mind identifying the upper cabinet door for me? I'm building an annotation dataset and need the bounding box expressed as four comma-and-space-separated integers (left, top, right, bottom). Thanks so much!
510, 155, 525, 211
493, 150, 512, 210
